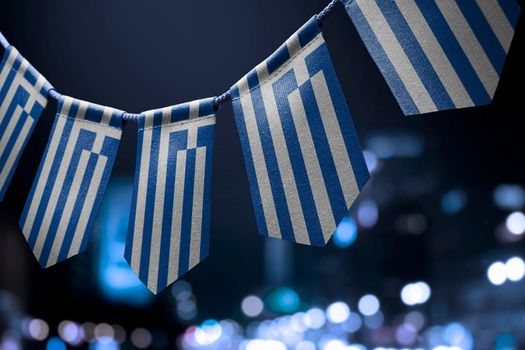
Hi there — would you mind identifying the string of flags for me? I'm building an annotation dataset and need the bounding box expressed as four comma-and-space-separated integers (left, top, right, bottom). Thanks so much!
0, 0, 521, 294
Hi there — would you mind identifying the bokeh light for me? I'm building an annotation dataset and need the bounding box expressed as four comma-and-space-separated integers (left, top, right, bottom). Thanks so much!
401, 282, 431, 306
304, 308, 326, 329
357, 294, 380, 316
506, 212, 525, 235
505, 257, 525, 282
28, 319, 49, 341
333, 217, 358, 249
326, 302, 350, 324
242, 295, 264, 318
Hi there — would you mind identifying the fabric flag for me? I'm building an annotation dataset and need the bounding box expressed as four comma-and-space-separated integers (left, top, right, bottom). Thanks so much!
343, 0, 521, 115
125, 98, 216, 294
230, 17, 369, 247
20, 96, 123, 268
0, 47, 52, 201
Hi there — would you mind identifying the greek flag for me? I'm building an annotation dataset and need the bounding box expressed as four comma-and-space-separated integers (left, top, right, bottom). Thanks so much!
0, 47, 52, 201
125, 98, 216, 294
343, 0, 521, 115
230, 18, 369, 247
20, 96, 123, 268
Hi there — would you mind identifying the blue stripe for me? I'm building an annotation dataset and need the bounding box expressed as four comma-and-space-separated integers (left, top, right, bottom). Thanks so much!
198, 98, 216, 117
345, 1, 420, 115
415, 1, 491, 104
247, 73, 295, 242
198, 125, 214, 260
498, 0, 521, 28
138, 124, 162, 282
26, 117, 75, 247
178, 146, 196, 276
272, 70, 324, 246
379, 0, 455, 110
298, 17, 321, 47
39, 129, 96, 266
456, 0, 506, 75
306, 44, 370, 190
230, 86, 269, 237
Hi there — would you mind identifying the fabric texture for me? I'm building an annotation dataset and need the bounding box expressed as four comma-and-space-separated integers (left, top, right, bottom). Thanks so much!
343, 0, 521, 115
230, 17, 369, 247
125, 98, 216, 294
0, 47, 52, 200
19, 96, 123, 268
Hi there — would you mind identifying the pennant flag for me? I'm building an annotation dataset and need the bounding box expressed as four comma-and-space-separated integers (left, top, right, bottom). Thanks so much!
0, 47, 52, 201
230, 17, 369, 247
125, 99, 216, 294
19, 96, 123, 268
343, 0, 521, 115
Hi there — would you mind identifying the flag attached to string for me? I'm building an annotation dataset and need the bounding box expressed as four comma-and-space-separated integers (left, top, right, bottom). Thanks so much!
125, 99, 216, 294
230, 17, 369, 247
20, 96, 123, 268
0, 47, 52, 201
343, 0, 521, 115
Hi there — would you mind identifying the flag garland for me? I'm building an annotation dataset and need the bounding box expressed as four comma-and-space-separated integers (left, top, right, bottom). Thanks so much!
19, 96, 123, 268
230, 17, 369, 247
342, 0, 521, 115
0, 47, 52, 201
0, 0, 521, 293
125, 99, 216, 294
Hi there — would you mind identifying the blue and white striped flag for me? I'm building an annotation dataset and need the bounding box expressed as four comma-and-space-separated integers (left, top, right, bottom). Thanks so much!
125, 98, 216, 294
230, 18, 369, 247
343, 0, 521, 115
0, 47, 52, 201
20, 96, 123, 268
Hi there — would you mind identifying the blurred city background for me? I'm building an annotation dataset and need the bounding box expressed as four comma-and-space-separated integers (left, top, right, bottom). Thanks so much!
0, 1, 524, 350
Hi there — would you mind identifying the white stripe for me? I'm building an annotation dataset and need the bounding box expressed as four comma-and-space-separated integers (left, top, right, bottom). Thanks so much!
22, 99, 72, 237
0, 112, 34, 190
238, 77, 281, 239
147, 122, 171, 292
356, 0, 437, 113
130, 116, 154, 274
67, 155, 108, 259
45, 149, 91, 266
189, 146, 206, 269
167, 150, 187, 284
476, 0, 515, 53
101, 107, 113, 125
395, 0, 474, 108
187, 127, 198, 149
311, 70, 360, 242
436, 0, 500, 97
189, 100, 200, 119
288, 89, 335, 241
257, 65, 310, 245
